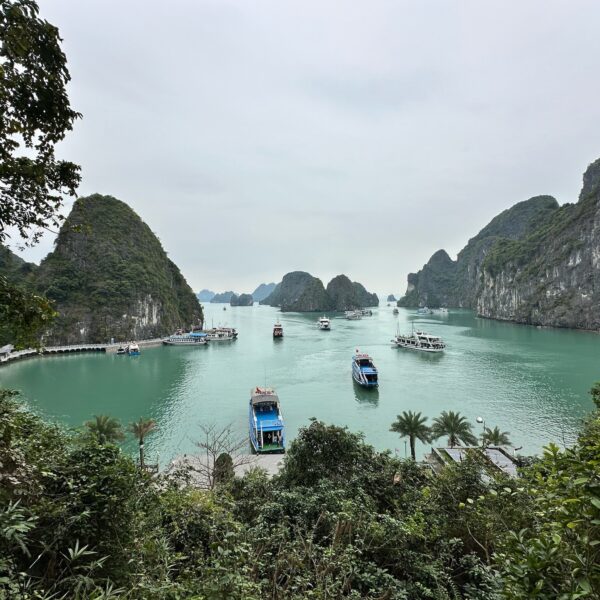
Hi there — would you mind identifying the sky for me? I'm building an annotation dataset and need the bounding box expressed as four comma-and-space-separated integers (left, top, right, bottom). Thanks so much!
10, 0, 600, 295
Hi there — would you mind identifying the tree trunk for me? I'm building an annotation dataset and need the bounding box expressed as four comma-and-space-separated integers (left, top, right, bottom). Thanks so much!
139, 438, 145, 468
410, 436, 416, 460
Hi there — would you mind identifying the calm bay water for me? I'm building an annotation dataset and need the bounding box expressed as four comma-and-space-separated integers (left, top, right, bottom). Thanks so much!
1, 304, 598, 462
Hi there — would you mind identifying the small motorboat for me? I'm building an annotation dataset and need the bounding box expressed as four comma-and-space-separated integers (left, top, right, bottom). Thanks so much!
127, 343, 140, 356
352, 350, 378, 387
273, 322, 283, 338
318, 316, 331, 330
249, 387, 285, 454
116, 346, 127, 355
416, 306, 433, 315
393, 307, 399, 315
360, 309, 373, 316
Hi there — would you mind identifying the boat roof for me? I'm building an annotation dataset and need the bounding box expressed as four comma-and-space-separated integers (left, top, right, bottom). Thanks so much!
354, 352, 372, 360
255, 406, 284, 431
251, 387, 280, 405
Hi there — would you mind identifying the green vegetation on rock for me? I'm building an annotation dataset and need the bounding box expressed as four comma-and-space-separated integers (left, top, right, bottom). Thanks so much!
398, 194, 560, 310
34, 194, 202, 344
230, 293, 253, 306
262, 271, 377, 312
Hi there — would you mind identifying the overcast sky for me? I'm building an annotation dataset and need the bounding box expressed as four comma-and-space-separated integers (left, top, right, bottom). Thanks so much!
12, 0, 600, 295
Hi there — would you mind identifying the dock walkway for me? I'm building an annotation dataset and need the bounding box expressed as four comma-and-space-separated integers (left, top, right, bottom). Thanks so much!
0, 338, 164, 366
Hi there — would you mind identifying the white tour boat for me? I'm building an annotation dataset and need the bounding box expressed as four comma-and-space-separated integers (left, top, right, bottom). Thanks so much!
391, 328, 446, 353
163, 332, 208, 346
206, 326, 238, 341
345, 310, 362, 320
318, 316, 331, 330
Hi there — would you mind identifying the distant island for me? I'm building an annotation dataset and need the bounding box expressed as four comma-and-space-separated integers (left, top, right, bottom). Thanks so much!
10, 194, 203, 344
397, 157, 600, 330
197, 289, 215, 302
210, 291, 235, 303
387, 294, 397, 302
230, 293, 253, 306
260, 271, 378, 312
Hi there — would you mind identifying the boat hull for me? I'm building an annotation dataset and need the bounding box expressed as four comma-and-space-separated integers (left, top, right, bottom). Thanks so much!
392, 340, 444, 353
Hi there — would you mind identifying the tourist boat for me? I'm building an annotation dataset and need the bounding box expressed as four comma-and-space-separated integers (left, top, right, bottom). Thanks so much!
391, 328, 446, 353
416, 306, 433, 315
273, 322, 283, 338
360, 309, 373, 316
393, 307, 399, 315
249, 387, 285, 454
345, 310, 362, 320
116, 346, 127, 355
438, 307, 449, 314
352, 350, 378, 387
163, 332, 208, 346
205, 327, 238, 341
318, 316, 331, 330
127, 343, 140, 356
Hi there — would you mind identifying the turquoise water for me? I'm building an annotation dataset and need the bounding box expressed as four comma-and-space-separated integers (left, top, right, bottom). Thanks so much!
1, 304, 598, 462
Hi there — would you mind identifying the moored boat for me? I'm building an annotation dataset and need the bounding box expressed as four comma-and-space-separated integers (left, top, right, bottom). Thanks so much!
205, 326, 238, 341
352, 350, 378, 387
318, 316, 331, 330
163, 332, 208, 346
273, 322, 283, 338
391, 329, 445, 353
360, 308, 373, 316
116, 346, 127, 355
393, 307, 399, 315
345, 310, 362, 320
416, 306, 433, 315
127, 343, 140, 356
249, 387, 285, 453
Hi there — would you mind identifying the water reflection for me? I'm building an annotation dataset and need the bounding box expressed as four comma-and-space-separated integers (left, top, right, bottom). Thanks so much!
353, 381, 379, 406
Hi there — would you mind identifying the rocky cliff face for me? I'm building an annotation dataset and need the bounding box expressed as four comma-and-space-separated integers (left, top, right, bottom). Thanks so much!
398, 195, 560, 308
230, 293, 253, 306
261, 271, 332, 312
477, 159, 600, 329
34, 194, 203, 343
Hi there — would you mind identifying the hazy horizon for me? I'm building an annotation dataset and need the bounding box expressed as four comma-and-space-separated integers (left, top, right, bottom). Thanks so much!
9, 0, 600, 293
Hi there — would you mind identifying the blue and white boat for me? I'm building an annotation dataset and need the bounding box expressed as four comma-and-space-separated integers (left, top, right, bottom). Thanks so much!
163, 332, 208, 346
416, 306, 433, 315
352, 350, 378, 387
249, 387, 285, 454
127, 343, 140, 356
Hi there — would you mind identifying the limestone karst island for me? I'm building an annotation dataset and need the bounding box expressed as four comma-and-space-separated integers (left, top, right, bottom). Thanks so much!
2, 1, 600, 598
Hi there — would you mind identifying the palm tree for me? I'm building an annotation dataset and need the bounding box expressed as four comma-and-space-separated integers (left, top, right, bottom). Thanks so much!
431, 411, 477, 447
129, 417, 157, 468
481, 426, 511, 447
389, 411, 431, 460
85, 415, 125, 444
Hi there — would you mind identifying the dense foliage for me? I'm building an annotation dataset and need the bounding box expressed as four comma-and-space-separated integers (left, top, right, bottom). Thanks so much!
2, 389, 600, 598
34, 194, 203, 344
0, 0, 80, 244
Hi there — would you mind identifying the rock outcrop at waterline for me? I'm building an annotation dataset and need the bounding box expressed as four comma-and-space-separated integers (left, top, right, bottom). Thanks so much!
261, 271, 331, 312
398, 158, 600, 330
261, 271, 378, 312
34, 194, 203, 344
